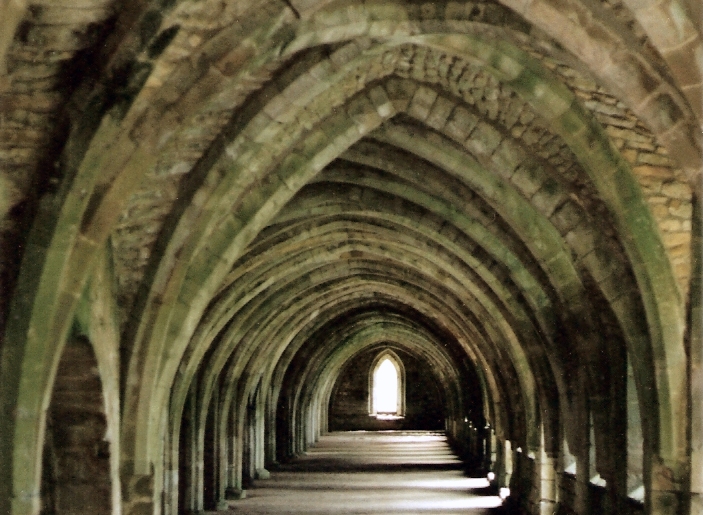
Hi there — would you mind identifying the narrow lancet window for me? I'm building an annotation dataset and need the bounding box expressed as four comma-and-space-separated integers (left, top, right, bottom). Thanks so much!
373, 358, 399, 414
370, 351, 405, 419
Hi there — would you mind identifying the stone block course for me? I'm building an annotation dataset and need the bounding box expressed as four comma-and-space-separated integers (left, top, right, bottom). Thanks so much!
465, 121, 501, 155
408, 85, 438, 121
426, 95, 455, 130
510, 163, 545, 198
444, 105, 478, 141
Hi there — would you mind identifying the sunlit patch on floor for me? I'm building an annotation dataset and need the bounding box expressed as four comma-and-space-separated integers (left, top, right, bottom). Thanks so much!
404, 477, 491, 490
217, 432, 506, 514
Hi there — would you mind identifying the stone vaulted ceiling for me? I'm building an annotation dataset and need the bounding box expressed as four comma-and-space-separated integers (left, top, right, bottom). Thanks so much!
0, 0, 700, 513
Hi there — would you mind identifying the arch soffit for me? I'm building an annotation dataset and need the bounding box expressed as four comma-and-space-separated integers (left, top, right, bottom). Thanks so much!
142, 109, 660, 476
125, 53, 680, 468
158, 118, 648, 472
119, 8, 680, 428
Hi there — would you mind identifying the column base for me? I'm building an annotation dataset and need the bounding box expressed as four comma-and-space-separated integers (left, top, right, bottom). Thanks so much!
225, 487, 247, 500
538, 499, 556, 515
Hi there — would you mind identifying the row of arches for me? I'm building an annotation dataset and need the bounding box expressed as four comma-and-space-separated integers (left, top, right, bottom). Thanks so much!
33, 322, 646, 515
0, 0, 699, 514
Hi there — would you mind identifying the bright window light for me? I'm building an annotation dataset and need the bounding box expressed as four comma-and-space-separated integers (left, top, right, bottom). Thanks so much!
628, 485, 645, 501
373, 358, 398, 414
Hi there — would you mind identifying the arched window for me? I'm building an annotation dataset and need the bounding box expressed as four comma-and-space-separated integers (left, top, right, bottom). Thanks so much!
373, 359, 398, 413
369, 350, 405, 419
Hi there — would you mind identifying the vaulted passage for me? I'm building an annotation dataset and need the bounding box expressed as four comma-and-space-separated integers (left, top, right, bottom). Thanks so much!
0, 1, 701, 515
210, 431, 504, 514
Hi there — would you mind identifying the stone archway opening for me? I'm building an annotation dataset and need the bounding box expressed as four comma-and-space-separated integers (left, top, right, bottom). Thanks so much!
369, 350, 406, 421
40, 336, 112, 515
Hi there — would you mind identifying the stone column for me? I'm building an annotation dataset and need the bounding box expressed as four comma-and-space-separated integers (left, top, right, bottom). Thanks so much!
224, 403, 245, 500
688, 195, 702, 515
490, 430, 498, 473
213, 388, 229, 510
181, 385, 198, 513
224, 407, 246, 500
504, 441, 514, 490
122, 472, 155, 515
265, 390, 278, 467
573, 456, 590, 515
494, 438, 507, 489
162, 422, 175, 515
649, 457, 689, 515
254, 387, 270, 480
244, 398, 255, 483
538, 454, 558, 515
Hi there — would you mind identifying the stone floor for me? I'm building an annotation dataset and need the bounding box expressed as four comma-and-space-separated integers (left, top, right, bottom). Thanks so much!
221, 431, 507, 514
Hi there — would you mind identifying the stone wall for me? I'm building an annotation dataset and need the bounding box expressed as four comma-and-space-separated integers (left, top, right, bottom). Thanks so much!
41, 336, 111, 515
328, 347, 445, 431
